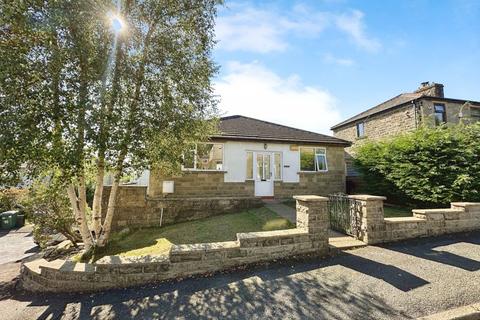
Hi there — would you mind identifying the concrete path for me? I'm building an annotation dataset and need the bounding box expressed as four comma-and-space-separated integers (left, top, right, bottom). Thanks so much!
263, 201, 296, 223
4, 231, 480, 320
0, 225, 38, 265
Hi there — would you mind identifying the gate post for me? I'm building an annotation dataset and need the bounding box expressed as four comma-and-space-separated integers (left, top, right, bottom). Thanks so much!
294, 195, 329, 251
348, 195, 387, 244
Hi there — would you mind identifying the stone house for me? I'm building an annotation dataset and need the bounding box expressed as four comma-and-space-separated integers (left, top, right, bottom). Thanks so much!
104, 115, 350, 230
331, 82, 480, 185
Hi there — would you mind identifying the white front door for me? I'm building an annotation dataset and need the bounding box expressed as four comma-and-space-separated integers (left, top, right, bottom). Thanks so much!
254, 152, 274, 197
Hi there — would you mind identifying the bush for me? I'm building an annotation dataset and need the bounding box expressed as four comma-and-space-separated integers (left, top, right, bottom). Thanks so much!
354, 123, 480, 206
25, 175, 81, 248
0, 188, 29, 213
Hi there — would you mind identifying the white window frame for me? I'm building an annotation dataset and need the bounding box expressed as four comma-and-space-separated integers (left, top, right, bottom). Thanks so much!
299, 147, 328, 173
181, 143, 225, 172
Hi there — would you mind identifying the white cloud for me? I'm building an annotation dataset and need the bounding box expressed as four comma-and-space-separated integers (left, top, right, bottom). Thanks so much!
214, 61, 342, 134
215, 4, 329, 53
335, 10, 381, 52
216, 4, 380, 54
323, 53, 355, 66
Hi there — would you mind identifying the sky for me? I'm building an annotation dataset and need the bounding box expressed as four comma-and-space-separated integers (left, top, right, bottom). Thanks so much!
212, 0, 480, 134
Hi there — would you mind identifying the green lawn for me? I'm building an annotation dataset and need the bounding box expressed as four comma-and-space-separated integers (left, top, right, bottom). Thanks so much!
92, 207, 294, 261
383, 206, 413, 218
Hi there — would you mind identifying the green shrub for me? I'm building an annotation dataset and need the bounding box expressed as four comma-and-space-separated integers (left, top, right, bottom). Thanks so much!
354, 123, 480, 206
0, 188, 29, 213
25, 174, 81, 247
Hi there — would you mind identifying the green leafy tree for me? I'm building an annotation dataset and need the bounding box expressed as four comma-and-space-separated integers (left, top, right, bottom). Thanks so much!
0, 0, 220, 250
354, 123, 480, 206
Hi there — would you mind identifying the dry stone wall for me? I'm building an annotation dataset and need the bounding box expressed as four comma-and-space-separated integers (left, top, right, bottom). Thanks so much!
21, 196, 330, 293
351, 195, 480, 244
101, 186, 262, 231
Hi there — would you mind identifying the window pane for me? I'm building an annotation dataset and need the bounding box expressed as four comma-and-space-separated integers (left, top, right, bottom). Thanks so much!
246, 152, 253, 179
356, 122, 365, 137
300, 147, 315, 171
434, 105, 445, 112
264, 154, 271, 180
274, 153, 281, 179
315, 148, 326, 155
183, 147, 195, 169
256, 154, 263, 180
196, 143, 223, 170
316, 154, 327, 171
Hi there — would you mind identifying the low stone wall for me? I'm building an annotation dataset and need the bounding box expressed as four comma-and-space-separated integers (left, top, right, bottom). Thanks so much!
21, 196, 330, 293
351, 195, 480, 244
101, 186, 263, 231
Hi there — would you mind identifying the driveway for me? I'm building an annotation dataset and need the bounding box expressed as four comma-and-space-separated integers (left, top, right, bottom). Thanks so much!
3, 231, 480, 320
0, 225, 39, 300
0, 225, 38, 265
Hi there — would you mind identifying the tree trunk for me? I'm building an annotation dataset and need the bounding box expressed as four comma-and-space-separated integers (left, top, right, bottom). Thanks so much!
96, 164, 124, 247
67, 184, 93, 249
91, 158, 105, 237
96, 23, 156, 247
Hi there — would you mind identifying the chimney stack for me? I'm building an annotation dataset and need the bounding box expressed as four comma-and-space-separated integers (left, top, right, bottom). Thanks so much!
414, 82, 444, 98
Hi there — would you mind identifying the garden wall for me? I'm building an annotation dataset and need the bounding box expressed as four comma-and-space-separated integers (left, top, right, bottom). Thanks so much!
351, 195, 480, 244
101, 186, 263, 231
21, 196, 330, 293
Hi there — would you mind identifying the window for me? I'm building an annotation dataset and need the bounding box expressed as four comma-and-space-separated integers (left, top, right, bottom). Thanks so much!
182, 143, 223, 170
246, 152, 253, 179
356, 122, 365, 138
471, 107, 480, 122
434, 104, 446, 125
274, 153, 282, 180
300, 147, 328, 172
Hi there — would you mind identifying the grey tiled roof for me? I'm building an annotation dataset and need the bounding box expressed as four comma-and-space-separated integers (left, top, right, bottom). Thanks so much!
214, 115, 350, 146
331, 93, 423, 130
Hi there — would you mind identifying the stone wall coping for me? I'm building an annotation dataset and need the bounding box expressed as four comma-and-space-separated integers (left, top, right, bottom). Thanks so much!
171, 241, 239, 253
384, 217, 426, 224
451, 202, 480, 208
95, 254, 169, 265
146, 196, 260, 201
348, 195, 387, 201
237, 228, 308, 240
39, 259, 96, 273
293, 195, 329, 202
412, 208, 463, 214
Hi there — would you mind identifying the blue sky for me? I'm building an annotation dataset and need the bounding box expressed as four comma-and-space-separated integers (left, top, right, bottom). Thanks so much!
212, 0, 480, 134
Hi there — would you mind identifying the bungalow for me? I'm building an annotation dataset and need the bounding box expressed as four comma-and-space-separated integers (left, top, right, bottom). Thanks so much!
147, 115, 350, 199
105, 115, 350, 230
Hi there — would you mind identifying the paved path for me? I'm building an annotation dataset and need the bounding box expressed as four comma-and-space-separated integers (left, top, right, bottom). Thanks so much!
264, 201, 297, 223
0, 225, 38, 265
3, 231, 480, 320
0, 225, 39, 301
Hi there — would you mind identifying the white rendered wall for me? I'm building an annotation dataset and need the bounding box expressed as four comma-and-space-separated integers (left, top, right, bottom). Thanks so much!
223, 141, 300, 183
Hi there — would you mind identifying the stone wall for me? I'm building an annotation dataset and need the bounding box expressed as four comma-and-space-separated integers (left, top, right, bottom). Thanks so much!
21, 196, 330, 293
420, 99, 480, 127
148, 171, 255, 198
333, 103, 417, 156
350, 195, 480, 244
101, 186, 262, 231
148, 146, 346, 200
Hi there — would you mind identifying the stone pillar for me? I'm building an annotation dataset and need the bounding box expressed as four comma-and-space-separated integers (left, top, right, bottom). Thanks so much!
349, 195, 387, 244
294, 195, 329, 251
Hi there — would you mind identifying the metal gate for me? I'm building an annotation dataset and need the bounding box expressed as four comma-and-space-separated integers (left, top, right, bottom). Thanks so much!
328, 193, 361, 237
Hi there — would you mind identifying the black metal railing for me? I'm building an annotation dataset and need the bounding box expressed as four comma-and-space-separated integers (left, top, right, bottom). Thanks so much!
328, 193, 361, 237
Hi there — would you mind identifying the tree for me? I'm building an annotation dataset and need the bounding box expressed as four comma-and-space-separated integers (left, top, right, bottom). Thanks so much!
354, 123, 480, 206
0, 0, 219, 251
